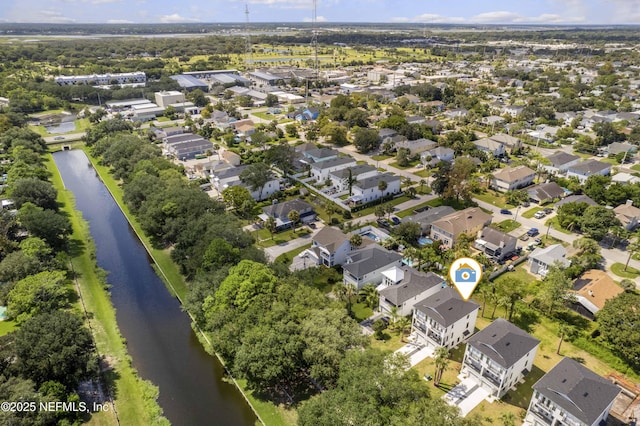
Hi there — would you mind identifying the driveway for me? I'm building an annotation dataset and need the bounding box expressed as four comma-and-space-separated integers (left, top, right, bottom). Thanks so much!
444, 377, 490, 417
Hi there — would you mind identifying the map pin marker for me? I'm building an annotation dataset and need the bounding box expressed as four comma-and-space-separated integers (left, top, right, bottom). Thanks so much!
449, 257, 483, 301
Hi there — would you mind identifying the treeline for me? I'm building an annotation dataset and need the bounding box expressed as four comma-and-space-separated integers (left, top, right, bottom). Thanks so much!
89, 126, 477, 425
0, 120, 98, 425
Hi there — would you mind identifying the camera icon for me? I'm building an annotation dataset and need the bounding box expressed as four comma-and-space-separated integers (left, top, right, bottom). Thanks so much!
454, 265, 477, 283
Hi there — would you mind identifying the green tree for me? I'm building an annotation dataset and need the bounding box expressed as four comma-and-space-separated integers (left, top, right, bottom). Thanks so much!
396, 147, 412, 167
9, 178, 58, 211
556, 322, 577, 355
353, 127, 380, 153
377, 179, 388, 203
320, 122, 349, 146
395, 316, 412, 343
209, 260, 278, 312
222, 185, 253, 211
17, 203, 71, 249
597, 292, 640, 369
265, 144, 296, 177
392, 221, 421, 244
239, 162, 273, 201
287, 209, 300, 232
579, 205, 620, 241
202, 238, 240, 271
264, 93, 278, 107
350, 233, 363, 250
7, 270, 69, 323
433, 346, 450, 386
265, 215, 277, 240
335, 283, 358, 316
537, 265, 572, 316
358, 283, 379, 309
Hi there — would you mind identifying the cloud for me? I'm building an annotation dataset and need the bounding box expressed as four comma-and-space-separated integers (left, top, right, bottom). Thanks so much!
158, 13, 200, 23
468, 11, 521, 23
391, 13, 465, 24
231, 0, 318, 10
303, 15, 327, 22
30, 9, 77, 23
106, 19, 134, 24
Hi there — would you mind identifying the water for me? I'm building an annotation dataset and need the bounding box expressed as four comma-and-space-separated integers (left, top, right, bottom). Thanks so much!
52, 150, 256, 426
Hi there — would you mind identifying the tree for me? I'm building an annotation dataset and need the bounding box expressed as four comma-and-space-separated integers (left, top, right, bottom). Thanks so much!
285, 123, 299, 138
433, 346, 450, 386
443, 157, 475, 202
320, 123, 348, 146
625, 232, 640, 272
406, 187, 417, 198
504, 189, 528, 206
353, 127, 380, 153
350, 233, 363, 250
571, 237, 602, 270
210, 260, 278, 312
358, 283, 378, 310
580, 205, 620, 241
395, 316, 412, 343
239, 163, 273, 201
7, 270, 69, 323
11, 311, 96, 388
287, 209, 300, 232
431, 161, 452, 196
187, 89, 209, 107
202, 238, 240, 271
9, 178, 58, 211
597, 292, 640, 369
537, 265, 572, 316
17, 203, 71, 249
372, 318, 388, 340
264, 93, 278, 107
221, 185, 253, 211
396, 147, 412, 167
265, 144, 296, 177
392, 222, 421, 244
265, 216, 277, 240
377, 179, 388, 203
374, 205, 386, 219
556, 322, 577, 355
335, 283, 358, 316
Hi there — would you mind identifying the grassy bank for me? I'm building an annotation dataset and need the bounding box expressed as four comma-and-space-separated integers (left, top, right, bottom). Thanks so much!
46, 154, 168, 425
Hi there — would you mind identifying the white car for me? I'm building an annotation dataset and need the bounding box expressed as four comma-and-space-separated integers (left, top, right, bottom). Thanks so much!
534, 211, 546, 219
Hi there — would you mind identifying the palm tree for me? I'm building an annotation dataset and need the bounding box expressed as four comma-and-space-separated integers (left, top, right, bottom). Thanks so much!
556, 322, 576, 355
499, 412, 517, 426
287, 209, 300, 233
395, 316, 412, 343
419, 179, 426, 192
265, 216, 277, 240
336, 283, 358, 315
358, 284, 379, 310
625, 232, 640, 271
350, 233, 363, 250
433, 346, 450, 387
389, 306, 400, 325
477, 285, 491, 318
347, 168, 357, 196
493, 296, 510, 319
378, 179, 388, 203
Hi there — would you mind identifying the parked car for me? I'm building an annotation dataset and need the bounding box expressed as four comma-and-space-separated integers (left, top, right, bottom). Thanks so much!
534, 238, 542, 244
543, 208, 553, 214
520, 234, 529, 241
391, 216, 401, 225
54, 136, 65, 140
534, 211, 546, 219
527, 228, 539, 237
500, 209, 511, 215
377, 218, 391, 228
308, 222, 316, 229
522, 201, 530, 207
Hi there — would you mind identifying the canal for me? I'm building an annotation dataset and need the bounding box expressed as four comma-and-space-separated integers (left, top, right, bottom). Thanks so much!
53, 149, 257, 426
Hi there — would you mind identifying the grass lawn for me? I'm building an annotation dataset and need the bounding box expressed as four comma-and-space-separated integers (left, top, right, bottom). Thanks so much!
351, 302, 373, 322
396, 200, 433, 218
0, 320, 17, 336
413, 344, 466, 400
255, 227, 310, 248
547, 217, 573, 235
252, 111, 279, 120
540, 235, 567, 247
413, 169, 432, 178
491, 219, 521, 233
491, 264, 535, 286
371, 154, 392, 161
370, 330, 405, 353
611, 262, 640, 278
275, 243, 311, 265
631, 164, 640, 172
389, 160, 420, 170
473, 191, 509, 209
353, 195, 411, 217
521, 206, 543, 219
47, 154, 167, 425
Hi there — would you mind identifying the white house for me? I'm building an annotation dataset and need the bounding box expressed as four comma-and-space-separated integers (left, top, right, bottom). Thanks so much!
542, 151, 581, 175
461, 318, 540, 399
524, 357, 620, 426
394, 138, 437, 156
421, 147, 455, 166
529, 244, 571, 276
329, 165, 378, 192
342, 245, 403, 289
430, 208, 493, 249
300, 226, 356, 267
491, 165, 536, 192
377, 267, 446, 317
566, 160, 611, 183
211, 165, 279, 201
472, 138, 506, 157
310, 157, 357, 183
411, 287, 479, 350
348, 173, 401, 206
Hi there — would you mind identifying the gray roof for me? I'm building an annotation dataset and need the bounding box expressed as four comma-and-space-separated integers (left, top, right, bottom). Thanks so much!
568, 160, 611, 175
379, 269, 446, 306
311, 156, 356, 171
532, 358, 620, 425
555, 195, 597, 209
530, 244, 570, 268
343, 245, 402, 277
304, 147, 339, 160
171, 139, 213, 153
214, 164, 248, 180
355, 173, 400, 190
312, 226, 349, 253
164, 133, 205, 146
467, 318, 540, 368
546, 151, 580, 168
330, 164, 376, 180
414, 287, 480, 327
404, 206, 456, 228
477, 227, 517, 248
526, 182, 566, 202
607, 142, 637, 155
170, 75, 208, 89
262, 199, 314, 218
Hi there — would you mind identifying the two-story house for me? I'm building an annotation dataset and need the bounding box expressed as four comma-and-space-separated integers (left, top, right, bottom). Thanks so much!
411, 287, 480, 350
474, 227, 518, 261
461, 318, 540, 399
212, 165, 279, 201
430, 208, 493, 249
489, 133, 522, 154
342, 245, 403, 289
377, 267, 446, 317
310, 157, 357, 183
329, 165, 378, 193
491, 165, 536, 192
472, 138, 506, 157
524, 357, 620, 426
529, 244, 571, 276
301, 147, 339, 164
526, 182, 566, 205
348, 173, 401, 206
421, 147, 455, 167
299, 226, 359, 267
259, 199, 316, 231
566, 160, 611, 183
394, 138, 437, 156
403, 206, 456, 234
613, 200, 640, 231
542, 151, 581, 175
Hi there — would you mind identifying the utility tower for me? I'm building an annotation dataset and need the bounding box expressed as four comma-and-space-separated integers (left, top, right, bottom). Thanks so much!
311, 0, 319, 80
245, 4, 253, 71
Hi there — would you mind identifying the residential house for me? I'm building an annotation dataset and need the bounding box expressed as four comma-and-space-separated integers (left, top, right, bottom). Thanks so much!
342, 245, 403, 289
424, 101, 445, 112
492, 165, 536, 192
310, 157, 357, 183
301, 147, 338, 164
529, 125, 560, 142
348, 173, 401, 206
259, 199, 316, 231
378, 128, 398, 142
430, 208, 493, 249
403, 206, 456, 234
423, 119, 444, 134
211, 165, 279, 201
472, 138, 506, 157
613, 200, 640, 231
301, 226, 357, 267
524, 358, 620, 426
421, 147, 455, 166
526, 182, 566, 204
529, 244, 570, 276
377, 267, 447, 317
461, 318, 540, 399
482, 116, 505, 127
394, 138, 437, 156
411, 287, 480, 350
612, 172, 640, 185
606, 141, 637, 158
555, 194, 597, 210
329, 165, 378, 192
570, 270, 624, 321
489, 133, 522, 154
444, 108, 469, 119
542, 151, 581, 175
566, 160, 611, 183
474, 227, 517, 261
502, 105, 525, 117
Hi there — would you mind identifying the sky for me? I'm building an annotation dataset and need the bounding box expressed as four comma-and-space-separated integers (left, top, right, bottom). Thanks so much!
0, 0, 639, 25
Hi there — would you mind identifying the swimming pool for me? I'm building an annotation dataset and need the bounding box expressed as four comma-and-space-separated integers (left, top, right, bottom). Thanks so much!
362, 231, 379, 242
418, 237, 433, 246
